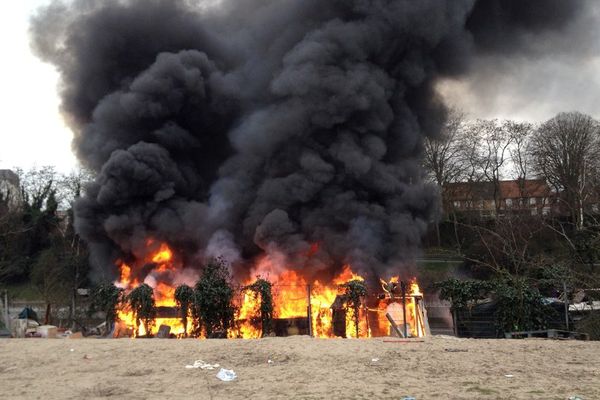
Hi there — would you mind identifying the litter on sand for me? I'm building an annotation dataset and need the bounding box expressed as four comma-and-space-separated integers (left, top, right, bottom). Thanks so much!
185, 360, 220, 370
444, 348, 468, 352
216, 368, 237, 381
504, 374, 514, 378
400, 396, 416, 400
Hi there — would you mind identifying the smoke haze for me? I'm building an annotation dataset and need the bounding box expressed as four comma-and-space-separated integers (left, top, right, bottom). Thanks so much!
30, 0, 589, 281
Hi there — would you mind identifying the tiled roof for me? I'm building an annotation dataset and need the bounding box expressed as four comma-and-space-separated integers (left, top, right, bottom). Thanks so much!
444, 179, 551, 200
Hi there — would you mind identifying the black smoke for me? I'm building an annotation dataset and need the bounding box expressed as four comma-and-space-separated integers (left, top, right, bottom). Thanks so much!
30, 0, 586, 281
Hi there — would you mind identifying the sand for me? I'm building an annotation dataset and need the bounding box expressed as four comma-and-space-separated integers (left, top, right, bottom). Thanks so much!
0, 336, 599, 399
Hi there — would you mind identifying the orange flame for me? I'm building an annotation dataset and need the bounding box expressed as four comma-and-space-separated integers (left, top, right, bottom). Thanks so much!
114, 242, 191, 337
113, 241, 425, 339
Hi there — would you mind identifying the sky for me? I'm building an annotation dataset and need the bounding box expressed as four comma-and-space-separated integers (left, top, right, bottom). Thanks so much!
0, 1, 599, 173
0, 1, 77, 173
438, 1, 600, 122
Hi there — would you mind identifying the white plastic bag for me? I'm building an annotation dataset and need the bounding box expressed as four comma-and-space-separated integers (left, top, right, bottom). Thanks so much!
216, 368, 237, 381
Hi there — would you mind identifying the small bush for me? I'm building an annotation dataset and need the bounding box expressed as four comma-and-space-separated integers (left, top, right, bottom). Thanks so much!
127, 284, 156, 336
174, 284, 194, 336
193, 258, 235, 338
577, 313, 600, 340
243, 278, 274, 337
91, 283, 124, 332
342, 279, 367, 338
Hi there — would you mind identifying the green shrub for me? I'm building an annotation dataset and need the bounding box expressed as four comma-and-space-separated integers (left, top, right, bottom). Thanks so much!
193, 258, 235, 338
127, 284, 156, 337
243, 278, 274, 337
174, 284, 194, 336
342, 279, 367, 338
91, 283, 124, 332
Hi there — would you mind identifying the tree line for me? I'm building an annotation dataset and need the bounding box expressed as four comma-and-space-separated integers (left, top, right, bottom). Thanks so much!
425, 111, 600, 336
424, 110, 600, 228
0, 166, 92, 323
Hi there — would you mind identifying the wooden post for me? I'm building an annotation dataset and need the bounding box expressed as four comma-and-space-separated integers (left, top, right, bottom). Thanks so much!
414, 298, 422, 337
421, 300, 431, 336
363, 301, 370, 337
401, 281, 408, 338
307, 284, 313, 337
563, 281, 569, 331
3, 290, 9, 330
386, 313, 404, 338
452, 308, 458, 336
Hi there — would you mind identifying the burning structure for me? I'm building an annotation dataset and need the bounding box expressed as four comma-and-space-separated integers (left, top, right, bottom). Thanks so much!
30, 0, 587, 337
112, 241, 427, 339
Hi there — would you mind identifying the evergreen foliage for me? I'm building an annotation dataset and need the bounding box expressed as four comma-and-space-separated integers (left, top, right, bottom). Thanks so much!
243, 277, 274, 337
342, 279, 367, 338
91, 283, 124, 332
174, 284, 194, 336
193, 258, 235, 338
127, 283, 156, 336
435, 277, 554, 334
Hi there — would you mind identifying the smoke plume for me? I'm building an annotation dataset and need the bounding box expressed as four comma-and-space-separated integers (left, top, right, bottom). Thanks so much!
30, 0, 586, 281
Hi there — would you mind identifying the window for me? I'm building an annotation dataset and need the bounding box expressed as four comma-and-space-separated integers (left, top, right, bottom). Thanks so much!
529, 197, 537, 205
506, 198, 513, 207
453, 201, 460, 208
542, 207, 551, 216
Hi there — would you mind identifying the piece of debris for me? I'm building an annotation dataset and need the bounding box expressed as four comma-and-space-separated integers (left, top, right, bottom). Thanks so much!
267, 359, 274, 364
11, 318, 39, 338
400, 396, 416, 400
568, 397, 584, 400
444, 348, 468, 352
504, 374, 514, 378
157, 324, 171, 338
37, 325, 58, 338
371, 358, 379, 362
185, 360, 220, 370
216, 368, 237, 381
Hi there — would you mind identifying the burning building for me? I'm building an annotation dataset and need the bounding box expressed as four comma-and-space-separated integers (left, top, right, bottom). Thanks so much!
29, 0, 587, 337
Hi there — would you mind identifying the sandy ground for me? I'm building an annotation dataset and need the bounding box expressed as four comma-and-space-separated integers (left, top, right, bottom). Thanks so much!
0, 336, 599, 400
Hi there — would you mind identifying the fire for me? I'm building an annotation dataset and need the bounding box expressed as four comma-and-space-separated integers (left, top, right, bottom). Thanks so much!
236, 264, 370, 339
114, 242, 190, 337
112, 241, 427, 339
376, 277, 427, 338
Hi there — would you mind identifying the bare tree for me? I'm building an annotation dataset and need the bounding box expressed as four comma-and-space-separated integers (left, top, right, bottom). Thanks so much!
423, 109, 469, 245
423, 109, 468, 187
467, 119, 513, 213
530, 112, 600, 230
504, 121, 534, 181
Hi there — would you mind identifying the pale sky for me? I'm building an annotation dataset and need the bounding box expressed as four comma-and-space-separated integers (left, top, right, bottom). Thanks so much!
0, 1, 598, 173
0, 1, 77, 173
